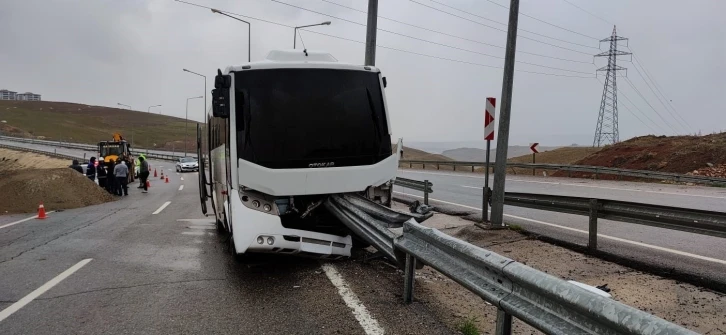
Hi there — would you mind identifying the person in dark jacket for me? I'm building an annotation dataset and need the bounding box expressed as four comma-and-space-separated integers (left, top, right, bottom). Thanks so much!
69, 160, 84, 174
106, 159, 116, 194
97, 161, 108, 189
86, 157, 97, 182
138, 156, 150, 193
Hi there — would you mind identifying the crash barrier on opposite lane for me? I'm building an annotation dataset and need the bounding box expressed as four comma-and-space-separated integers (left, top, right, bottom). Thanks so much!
395, 220, 696, 335
503, 192, 726, 251
0, 135, 198, 162
393, 177, 433, 205
0, 143, 85, 162
400, 159, 726, 186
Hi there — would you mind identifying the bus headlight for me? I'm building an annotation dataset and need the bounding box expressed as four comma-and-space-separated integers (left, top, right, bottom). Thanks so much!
252, 200, 260, 208
257, 236, 264, 244
266, 237, 275, 245
263, 204, 272, 212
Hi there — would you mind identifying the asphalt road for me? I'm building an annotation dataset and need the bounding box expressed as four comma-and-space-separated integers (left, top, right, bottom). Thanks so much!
396, 169, 726, 287
0, 166, 455, 334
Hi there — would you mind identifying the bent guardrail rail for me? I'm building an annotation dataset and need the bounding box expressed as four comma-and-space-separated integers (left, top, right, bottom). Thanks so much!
400, 159, 726, 186
395, 220, 697, 335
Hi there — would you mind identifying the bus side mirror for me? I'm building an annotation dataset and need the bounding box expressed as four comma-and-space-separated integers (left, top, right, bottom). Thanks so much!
382, 77, 387, 88
213, 69, 232, 118
211, 88, 230, 118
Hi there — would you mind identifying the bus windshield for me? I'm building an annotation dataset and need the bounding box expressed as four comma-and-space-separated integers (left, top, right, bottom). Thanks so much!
234, 68, 391, 169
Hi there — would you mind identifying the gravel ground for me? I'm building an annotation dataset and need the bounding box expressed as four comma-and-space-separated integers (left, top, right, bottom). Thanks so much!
391, 202, 726, 334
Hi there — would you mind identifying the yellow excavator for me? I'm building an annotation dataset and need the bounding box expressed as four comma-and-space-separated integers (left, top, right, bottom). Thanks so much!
98, 133, 131, 164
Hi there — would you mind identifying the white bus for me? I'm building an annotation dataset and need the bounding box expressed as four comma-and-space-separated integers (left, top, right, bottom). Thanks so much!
200, 50, 401, 259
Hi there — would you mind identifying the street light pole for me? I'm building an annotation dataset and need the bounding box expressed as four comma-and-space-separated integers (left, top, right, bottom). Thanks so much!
185, 96, 203, 156
211, 8, 251, 62
183, 68, 207, 159
117, 103, 133, 145
293, 21, 332, 49
147, 104, 162, 114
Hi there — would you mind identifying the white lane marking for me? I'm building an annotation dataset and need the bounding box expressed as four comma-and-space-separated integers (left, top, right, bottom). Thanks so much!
400, 170, 726, 199
152, 201, 172, 215
182, 231, 205, 236
0, 211, 56, 230
178, 185, 184, 191
321, 263, 384, 335
0, 259, 92, 322
394, 191, 726, 265
177, 219, 216, 223
180, 177, 184, 181
189, 226, 216, 230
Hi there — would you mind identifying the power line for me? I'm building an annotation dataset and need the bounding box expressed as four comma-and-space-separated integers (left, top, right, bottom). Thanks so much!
174, 0, 593, 78
427, 0, 600, 41
271, 0, 593, 74
559, 0, 615, 26
303, 29, 594, 78
175, 0, 294, 28
322, 0, 594, 64
627, 50, 694, 132
623, 76, 680, 135
614, 83, 667, 134
596, 77, 657, 134
625, 57, 693, 133
405, 0, 595, 56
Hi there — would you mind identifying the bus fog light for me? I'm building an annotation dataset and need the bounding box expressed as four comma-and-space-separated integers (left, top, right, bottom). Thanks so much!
263, 204, 272, 212
257, 236, 264, 244
252, 200, 260, 208
266, 237, 274, 245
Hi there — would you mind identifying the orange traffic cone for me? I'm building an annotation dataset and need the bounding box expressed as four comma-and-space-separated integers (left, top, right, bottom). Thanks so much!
165, 176, 169, 183
37, 203, 47, 220
154, 169, 158, 177
146, 180, 151, 188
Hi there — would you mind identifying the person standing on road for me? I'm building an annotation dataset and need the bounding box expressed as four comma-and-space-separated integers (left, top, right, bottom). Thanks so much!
113, 158, 129, 196
86, 157, 97, 182
69, 160, 83, 174
106, 159, 116, 194
135, 153, 147, 188
97, 161, 108, 189
138, 156, 150, 193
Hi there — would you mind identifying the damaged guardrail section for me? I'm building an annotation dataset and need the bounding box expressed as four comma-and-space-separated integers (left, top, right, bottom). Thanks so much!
394, 220, 697, 335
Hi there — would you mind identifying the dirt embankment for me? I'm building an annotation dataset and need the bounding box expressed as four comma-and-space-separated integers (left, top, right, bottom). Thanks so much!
0, 149, 115, 214
555, 133, 726, 180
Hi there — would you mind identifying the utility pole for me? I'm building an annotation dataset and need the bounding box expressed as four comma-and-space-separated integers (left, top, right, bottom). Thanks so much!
364, 0, 378, 65
490, 0, 520, 227
593, 26, 630, 147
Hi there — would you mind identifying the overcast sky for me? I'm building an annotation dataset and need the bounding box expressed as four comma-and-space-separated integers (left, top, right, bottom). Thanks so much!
1, 0, 724, 146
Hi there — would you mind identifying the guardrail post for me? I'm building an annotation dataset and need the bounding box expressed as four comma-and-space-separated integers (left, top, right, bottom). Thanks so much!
471, 165, 474, 172
84, 153, 86, 160
423, 163, 425, 169
423, 180, 429, 205
453, 165, 456, 171
403, 253, 416, 304
588, 199, 598, 251
409, 162, 412, 168
436, 163, 439, 170
495, 309, 512, 335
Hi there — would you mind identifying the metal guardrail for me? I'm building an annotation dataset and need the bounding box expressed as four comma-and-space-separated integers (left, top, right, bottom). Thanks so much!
0, 135, 194, 162
393, 177, 433, 205
395, 220, 696, 335
0, 143, 85, 162
504, 192, 726, 250
400, 159, 726, 186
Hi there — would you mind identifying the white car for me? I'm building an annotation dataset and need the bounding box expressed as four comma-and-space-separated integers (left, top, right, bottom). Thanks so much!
175, 157, 199, 172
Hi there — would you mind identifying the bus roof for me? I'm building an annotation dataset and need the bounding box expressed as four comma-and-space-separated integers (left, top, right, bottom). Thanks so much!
225, 50, 380, 73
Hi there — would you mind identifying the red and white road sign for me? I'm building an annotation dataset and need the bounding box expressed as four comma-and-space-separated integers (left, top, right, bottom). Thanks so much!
484, 97, 495, 141
530, 142, 539, 154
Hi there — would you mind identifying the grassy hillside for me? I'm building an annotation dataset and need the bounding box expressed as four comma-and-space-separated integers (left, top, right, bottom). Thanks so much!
0, 100, 201, 150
